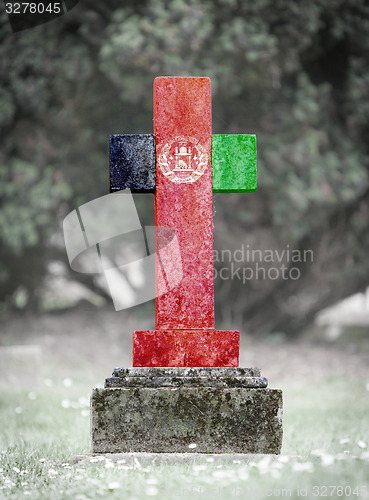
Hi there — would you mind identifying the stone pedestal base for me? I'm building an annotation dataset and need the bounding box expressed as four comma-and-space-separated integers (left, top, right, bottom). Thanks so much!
91, 368, 283, 454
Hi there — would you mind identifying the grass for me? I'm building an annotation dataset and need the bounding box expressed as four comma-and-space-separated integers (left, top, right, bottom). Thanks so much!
0, 377, 369, 499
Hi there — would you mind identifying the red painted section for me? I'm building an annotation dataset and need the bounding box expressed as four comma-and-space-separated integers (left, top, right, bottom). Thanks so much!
153, 77, 214, 329
131, 77, 240, 367
133, 330, 239, 367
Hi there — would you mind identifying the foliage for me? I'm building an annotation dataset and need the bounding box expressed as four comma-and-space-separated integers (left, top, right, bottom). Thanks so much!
0, 0, 369, 332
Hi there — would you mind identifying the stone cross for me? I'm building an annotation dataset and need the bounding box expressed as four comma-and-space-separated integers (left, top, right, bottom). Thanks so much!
110, 77, 257, 367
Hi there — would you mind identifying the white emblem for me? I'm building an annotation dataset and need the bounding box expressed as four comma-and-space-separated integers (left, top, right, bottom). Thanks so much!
157, 136, 208, 184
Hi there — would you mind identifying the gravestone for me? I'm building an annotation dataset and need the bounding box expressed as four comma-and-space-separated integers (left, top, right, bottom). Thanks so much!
91, 77, 283, 453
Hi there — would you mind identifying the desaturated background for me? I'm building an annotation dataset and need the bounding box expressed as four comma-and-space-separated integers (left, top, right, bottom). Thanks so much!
1, 0, 369, 384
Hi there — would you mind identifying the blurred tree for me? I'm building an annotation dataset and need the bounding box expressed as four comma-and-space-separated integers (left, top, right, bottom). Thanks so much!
0, 0, 368, 334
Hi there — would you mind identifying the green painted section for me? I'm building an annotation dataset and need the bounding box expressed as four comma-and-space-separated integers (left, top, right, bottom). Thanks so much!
212, 134, 257, 193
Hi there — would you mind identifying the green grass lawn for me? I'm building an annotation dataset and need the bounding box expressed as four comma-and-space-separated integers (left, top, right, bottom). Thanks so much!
0, 377, 368, 499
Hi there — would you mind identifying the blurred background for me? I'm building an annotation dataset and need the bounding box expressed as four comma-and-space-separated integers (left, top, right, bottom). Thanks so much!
1, 0, 369, 385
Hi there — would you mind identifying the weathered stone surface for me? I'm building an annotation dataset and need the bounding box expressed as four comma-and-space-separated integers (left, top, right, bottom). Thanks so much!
113, 367, 261, 377
91, 385, 283, 454
108, 367, 266, 388
105, 376, 268, 388
212, 134, 257, 193
133, 329, 239, 367
110, 134, 155, 192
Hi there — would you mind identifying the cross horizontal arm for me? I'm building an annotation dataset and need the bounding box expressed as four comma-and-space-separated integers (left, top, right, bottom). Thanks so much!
212, 134, 257, 193
110, 134, 156, 193
109, 134, 257, 194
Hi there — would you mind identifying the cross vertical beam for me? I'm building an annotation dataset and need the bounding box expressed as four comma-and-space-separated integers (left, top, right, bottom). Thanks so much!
133, 78, 239, 367
154, 77, 214, 329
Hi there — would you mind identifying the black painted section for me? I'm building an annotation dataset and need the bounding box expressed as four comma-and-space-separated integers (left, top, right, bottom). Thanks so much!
110, 134, 156, 193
